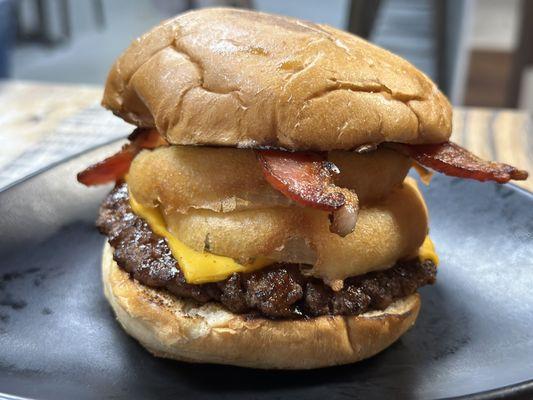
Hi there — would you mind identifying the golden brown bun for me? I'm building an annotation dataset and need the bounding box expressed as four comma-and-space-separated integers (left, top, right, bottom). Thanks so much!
103, 8, 451, 151
103, 242, 421, 369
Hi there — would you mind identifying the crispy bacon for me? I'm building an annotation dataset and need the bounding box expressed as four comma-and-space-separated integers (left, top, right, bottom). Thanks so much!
256, 149, 359, 237
391, 141, 528, 183
77, 128, 167, 186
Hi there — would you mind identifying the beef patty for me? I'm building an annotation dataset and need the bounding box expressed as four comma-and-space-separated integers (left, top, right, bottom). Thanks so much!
98, 184, 436, 319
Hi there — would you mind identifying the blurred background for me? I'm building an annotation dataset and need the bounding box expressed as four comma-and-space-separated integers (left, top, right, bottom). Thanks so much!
0, 0, 531, 110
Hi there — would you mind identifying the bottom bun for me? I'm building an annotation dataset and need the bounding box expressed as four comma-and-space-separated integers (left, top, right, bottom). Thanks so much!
102, 243, 421, 369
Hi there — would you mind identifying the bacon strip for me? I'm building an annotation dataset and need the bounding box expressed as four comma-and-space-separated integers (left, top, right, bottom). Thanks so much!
391, 141, 528, 183
256, 150, 359, 237
77, 128, 167, 186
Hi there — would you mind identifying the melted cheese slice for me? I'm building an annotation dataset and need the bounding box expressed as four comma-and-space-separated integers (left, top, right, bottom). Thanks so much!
129, 192, 439, 284
129, 193, 271, 284
418, 235, 439, 265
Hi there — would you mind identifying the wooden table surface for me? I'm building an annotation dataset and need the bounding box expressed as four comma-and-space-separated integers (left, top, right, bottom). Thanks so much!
0, 80, 531, 191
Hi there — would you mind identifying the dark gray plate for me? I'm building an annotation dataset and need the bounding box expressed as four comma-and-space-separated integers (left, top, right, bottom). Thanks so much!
0, 142, 532, 400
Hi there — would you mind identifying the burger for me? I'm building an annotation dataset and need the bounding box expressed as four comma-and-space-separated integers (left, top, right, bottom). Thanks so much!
77, 8, 528, 369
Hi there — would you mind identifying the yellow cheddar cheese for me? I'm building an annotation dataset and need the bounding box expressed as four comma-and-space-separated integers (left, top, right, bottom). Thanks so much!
129, 192, 270, 284
129, 192, 439, 284
418, 235, 439, 265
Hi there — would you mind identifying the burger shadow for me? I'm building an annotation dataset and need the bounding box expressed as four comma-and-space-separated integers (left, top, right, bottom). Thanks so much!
131, 283, 472, 399
152, 345, 395, 399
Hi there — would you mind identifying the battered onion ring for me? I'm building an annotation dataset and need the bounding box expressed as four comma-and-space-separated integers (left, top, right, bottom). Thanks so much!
164, 178, 428, 282
128, 146, 411, 214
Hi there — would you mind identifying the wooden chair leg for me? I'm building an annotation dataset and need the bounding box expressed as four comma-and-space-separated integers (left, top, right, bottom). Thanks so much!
347, 0, 381, 39
434, 0, 447, 95
36, 0, 49, 41
92, 0, 105, 28
506, 0, 533, 108
240, 0, 254, 9
59, 0, 70, 40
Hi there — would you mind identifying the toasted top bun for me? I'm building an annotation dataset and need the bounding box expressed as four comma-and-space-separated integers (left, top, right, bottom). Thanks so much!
103, 242, 421, 369
103, 8, 452, 151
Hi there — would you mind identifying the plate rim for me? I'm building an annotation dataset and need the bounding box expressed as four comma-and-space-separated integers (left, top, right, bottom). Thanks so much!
0, 141, 532, 400
443, 380, 533, 400
0, 137, 125, 194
